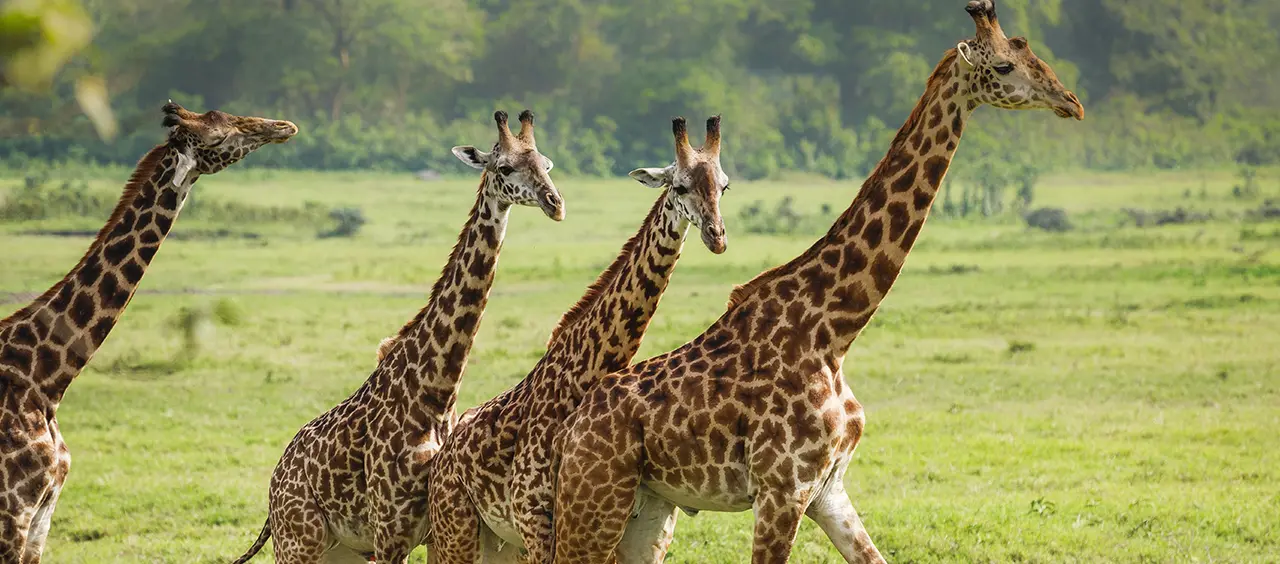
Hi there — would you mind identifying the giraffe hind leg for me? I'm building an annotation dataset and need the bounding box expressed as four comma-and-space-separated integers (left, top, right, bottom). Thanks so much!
1, 513, 30, 564
552, 433, 643, 563
806, 483, 885, 564
426, 460, 482, 564
750, 487, 814, 564
268, 487, 332, 564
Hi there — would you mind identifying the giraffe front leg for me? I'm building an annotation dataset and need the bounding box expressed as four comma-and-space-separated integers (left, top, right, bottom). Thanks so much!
806, 482, 885, 564
372, 489, 427, 564
373, 524, 414, 564
427, 461, 481, 564
552, 429, 643, 564
19, 484, 61, 564
0, 508, 34, 564
750, 487, 814, 564
268, 485, 332, 564
510, 441, 556, 564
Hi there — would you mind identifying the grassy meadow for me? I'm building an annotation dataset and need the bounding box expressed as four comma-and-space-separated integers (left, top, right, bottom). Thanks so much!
1, 162, 1278, 563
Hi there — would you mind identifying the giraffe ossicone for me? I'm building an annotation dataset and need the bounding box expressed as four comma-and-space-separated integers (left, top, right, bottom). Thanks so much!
0, 102, 295, 563
551, 2, 1083, 562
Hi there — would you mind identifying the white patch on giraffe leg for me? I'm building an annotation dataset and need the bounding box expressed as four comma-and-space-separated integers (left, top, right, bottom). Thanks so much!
23, 485, 60, 562
805, 480, 885, 564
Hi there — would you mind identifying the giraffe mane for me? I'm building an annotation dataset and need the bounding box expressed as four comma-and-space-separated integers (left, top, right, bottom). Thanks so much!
545, 193, 667, 347
376, 173, 489, 361
0, 143, 172, 330
725, 49, 960, 312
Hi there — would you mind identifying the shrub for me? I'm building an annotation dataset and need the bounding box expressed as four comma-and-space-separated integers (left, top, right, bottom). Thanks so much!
319, 207, 367, 238
1023, 207, 1072, 232
738, 196, 835, 236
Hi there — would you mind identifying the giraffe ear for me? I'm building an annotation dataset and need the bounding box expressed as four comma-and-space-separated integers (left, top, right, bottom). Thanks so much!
957, 41, 975, 67
628, 166, 672, 189
172, 149, 196, 187
452, 145, 490, 170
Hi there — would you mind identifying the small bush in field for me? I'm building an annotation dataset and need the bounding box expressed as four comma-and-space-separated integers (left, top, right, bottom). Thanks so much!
739, 196, 834, 235
1023, 207, 1072, 232
319, 206, 367, 238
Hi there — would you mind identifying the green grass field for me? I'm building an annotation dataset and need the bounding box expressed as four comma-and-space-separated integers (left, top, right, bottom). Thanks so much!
2, 164, 1278, 563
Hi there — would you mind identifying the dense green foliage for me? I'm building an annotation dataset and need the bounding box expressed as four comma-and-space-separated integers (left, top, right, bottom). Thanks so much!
1, 166, 1277, 562
2, 0, 1279, 180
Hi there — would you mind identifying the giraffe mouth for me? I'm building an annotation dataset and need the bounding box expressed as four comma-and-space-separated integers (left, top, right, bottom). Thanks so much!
1053, 106, 1081, 120
538, 191, 565, 221
1053, 93, 1085, 120
701, 223, 727, 254
269, 120, 300, 143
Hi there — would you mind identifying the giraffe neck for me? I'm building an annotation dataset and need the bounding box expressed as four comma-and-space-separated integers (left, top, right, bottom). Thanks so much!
728, 51, 972, 363
378, 172, 510, 419
544, 190, 689, 399
0, 143, 193, 409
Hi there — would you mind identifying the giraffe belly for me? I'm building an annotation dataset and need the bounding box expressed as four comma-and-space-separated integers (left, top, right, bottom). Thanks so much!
327, 518, 377, 553
640, 475, 753, 513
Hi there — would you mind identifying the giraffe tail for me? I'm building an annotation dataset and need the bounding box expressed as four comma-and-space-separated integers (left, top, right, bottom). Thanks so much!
230, 518, 271, 564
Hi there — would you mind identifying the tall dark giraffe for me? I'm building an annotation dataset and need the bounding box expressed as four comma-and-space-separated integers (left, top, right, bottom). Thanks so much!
0, 103, 297, 563
552, 2, 1085, 562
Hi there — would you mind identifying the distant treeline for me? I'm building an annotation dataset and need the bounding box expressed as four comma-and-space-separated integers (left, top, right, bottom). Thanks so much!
1, 0, 1278, 179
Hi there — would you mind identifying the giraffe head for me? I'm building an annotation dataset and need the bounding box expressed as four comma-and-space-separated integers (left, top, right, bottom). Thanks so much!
161, 102, 298, 184
452, 110, 566, 221
954, 0, 1084, 120
628, 116, 730, 254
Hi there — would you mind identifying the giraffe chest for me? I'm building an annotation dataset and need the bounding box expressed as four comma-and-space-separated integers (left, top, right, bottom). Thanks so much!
1, 409, 69, 504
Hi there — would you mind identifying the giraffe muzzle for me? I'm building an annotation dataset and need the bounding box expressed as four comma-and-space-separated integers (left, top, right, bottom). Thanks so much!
269, 120, 300, 142
701, 223, 727, 254
1053, 92, 1085, 121
539, 190, 566, 221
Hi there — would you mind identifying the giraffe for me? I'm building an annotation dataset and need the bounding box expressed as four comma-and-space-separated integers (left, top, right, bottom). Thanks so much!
551, 2, 1085, 562
425, 116, 731, 564
0, 102, 297, 563
229, 110, 566, 564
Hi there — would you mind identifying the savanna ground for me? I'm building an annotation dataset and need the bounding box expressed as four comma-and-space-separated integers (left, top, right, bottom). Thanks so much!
1, 162, 1277, 563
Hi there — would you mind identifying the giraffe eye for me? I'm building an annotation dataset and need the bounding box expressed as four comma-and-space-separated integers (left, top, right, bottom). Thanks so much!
994, 63, 1015, 75
723, 183, 731, 193
498, 165, 516, 176
673, 185, 688, 196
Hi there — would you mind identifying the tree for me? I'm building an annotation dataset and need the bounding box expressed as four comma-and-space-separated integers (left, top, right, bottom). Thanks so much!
1, 0, 114, 138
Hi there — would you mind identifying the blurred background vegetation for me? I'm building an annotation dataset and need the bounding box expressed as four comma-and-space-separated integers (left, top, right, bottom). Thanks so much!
1, 0, 1279, 185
